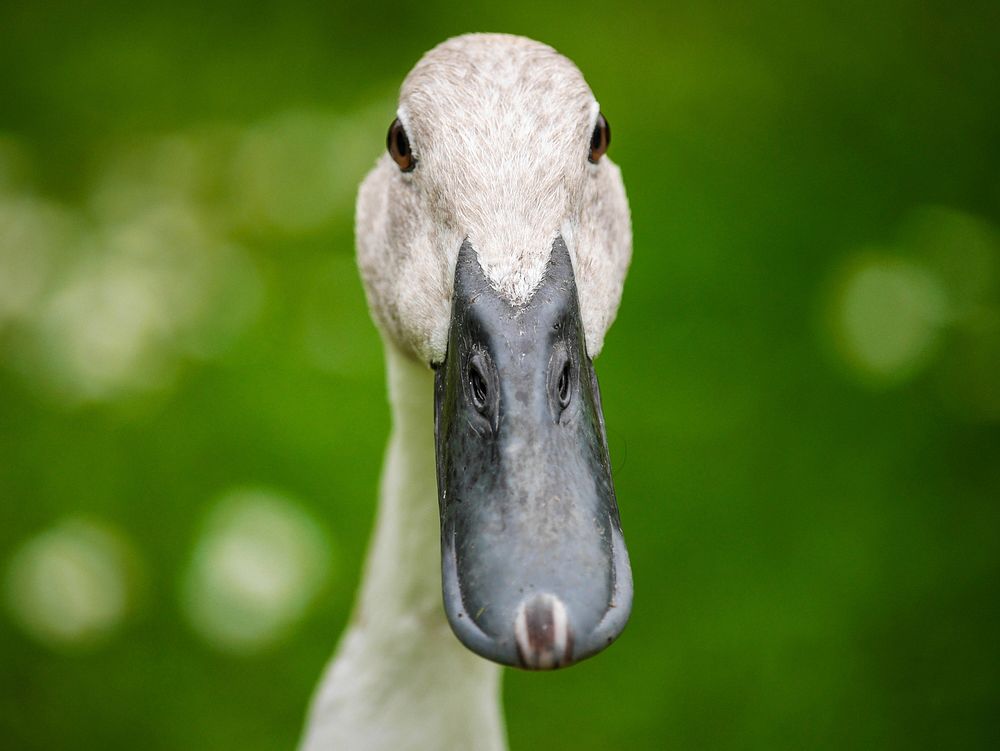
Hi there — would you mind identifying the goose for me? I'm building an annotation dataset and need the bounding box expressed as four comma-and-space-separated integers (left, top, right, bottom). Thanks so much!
300, 33, 634, 751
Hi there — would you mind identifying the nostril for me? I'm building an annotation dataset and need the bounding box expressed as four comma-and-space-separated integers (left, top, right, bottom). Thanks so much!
557, 359, 572, 408
466, 349, 498, 430
468, 362, 488, 410
549, 347, 574, 421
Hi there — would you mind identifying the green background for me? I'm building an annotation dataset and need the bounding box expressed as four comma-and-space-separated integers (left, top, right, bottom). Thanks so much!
1, 1, 999, 748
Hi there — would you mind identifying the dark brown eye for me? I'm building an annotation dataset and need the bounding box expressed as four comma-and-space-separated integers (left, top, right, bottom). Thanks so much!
387, 118, 415, 172
589, 112, 610, 163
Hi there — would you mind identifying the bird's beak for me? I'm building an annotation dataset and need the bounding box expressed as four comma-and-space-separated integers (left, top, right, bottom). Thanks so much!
434, 236, 632, 670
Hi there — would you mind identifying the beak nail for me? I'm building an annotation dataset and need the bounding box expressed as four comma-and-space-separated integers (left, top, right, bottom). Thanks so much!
514, 593, 573, 669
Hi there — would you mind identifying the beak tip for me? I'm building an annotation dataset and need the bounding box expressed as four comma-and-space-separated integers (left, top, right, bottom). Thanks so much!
514, 592, 574, 670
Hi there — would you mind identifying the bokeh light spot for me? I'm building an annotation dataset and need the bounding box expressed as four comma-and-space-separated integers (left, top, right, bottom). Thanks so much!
828, 253, 948, 384
894, 205, 1000, 420
230, 108, 377, 234
89, 132, 221, 223
14, 204, 261, 404
4, 518, 139, 649
901, 205, 999, 316
181, 488, 334, 654
0, 195, 77, 328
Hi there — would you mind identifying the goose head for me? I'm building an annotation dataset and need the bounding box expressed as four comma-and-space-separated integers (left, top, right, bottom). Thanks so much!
356, 33, 633, 669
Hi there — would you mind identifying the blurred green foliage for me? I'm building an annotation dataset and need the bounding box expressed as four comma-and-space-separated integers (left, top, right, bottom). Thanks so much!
1, 1, 999, 749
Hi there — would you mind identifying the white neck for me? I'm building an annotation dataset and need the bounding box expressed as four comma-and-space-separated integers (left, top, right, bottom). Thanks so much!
300, 346, 506, 751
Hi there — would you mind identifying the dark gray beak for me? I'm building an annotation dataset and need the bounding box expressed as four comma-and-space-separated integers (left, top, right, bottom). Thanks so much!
434, 236, 632, 670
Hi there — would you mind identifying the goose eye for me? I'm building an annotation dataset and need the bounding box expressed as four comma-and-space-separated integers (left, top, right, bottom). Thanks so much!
588, 112, 611, 163
387, 118, 415, 172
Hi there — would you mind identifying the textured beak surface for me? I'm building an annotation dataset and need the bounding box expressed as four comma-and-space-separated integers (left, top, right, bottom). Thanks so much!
434, 237, 632, 669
